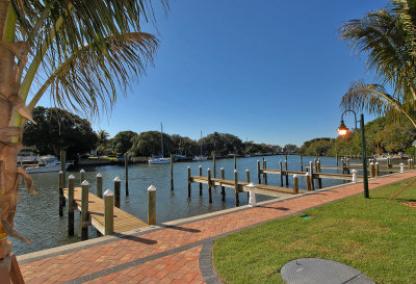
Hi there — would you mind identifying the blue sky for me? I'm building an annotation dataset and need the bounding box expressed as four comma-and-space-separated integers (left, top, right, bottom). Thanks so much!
40, 0, 389, 145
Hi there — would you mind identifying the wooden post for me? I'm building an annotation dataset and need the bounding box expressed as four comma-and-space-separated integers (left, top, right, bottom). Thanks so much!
375, 162, 379, 176
234, 169, 240, 207
147, 185, 156, 225
257, 160, 261, 184
170, 154, 174, 191
279, 161, 284, 187
103, 189, 114, 235
300, 155, 304, 171
212, 151, 216, 178
198, 165, 203, 195
370, 162, 375, 177
234, 154, 237, 170
80, 169, 86, 185
262, 160, 268, 184
80, 180, 90, 240
96, 173, 103, 198
305, 173, 312, 191
60, 149, 66, 185
245, 169, 251, 199
316, 159, 322, 189
208, 168, 212, 203
187, 167, 191, 198
309, 161, 315, 191
293, 174, 299, 194
68, 175, 75, 236
220, 167, 225, 201
58, 171, 65, 217
125, 153, 129, 196
114, 177, 121, 208
285, 159, 289, 187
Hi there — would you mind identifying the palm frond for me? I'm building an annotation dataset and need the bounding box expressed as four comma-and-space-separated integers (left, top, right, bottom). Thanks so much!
341, 81, 416, 127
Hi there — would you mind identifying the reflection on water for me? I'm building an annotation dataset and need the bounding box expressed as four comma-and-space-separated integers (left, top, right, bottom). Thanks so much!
14, 155, 355, 255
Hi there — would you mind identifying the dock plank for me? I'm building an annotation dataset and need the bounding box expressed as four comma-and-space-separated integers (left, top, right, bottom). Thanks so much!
63, 187, 148, 235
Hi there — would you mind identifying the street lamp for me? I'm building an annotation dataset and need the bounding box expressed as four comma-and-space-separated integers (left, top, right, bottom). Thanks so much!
337, 110, 369, 198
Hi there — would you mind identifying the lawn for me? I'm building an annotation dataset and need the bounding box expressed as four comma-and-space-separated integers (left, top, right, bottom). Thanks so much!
213, 177, 416, 284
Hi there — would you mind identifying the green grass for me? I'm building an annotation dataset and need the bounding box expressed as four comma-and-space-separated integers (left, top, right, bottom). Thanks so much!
213, 178, 416, 284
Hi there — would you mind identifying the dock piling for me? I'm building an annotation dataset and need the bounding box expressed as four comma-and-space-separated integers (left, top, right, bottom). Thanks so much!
199, 166, 203, 195
262, 160, 268, 184
103, 189, 114, 235
285, 159, 289, 187
305, 172, 312, 191
80, 169, 86, 185
234, 169, 239, 207
220, 167, 225, 201
59, 171, 65, 217
96, 173, 103, 198
212, 152, 216, 178
114, 177, 121, 208
125, 153, 129, 196
309, 161, 315, 191
293, 174, 299, 194
67, 175, 75, 236
316, 159, 322, 189
187, 167, 191, 198
375, 162, 380, 176
245, 169, 251, 199
279, 161, 284, 187
208, 168, 212, 203
300, 155, 304, 171
60, 150, 66, 184
257, 160, 261, 184
234, 155, 237, 170
170, 154, 174, 191
147, 185, 156, 225
80, 180, 90, 240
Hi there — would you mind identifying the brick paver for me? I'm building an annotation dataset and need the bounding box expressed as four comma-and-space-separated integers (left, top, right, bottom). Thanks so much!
19, 172, 415, 283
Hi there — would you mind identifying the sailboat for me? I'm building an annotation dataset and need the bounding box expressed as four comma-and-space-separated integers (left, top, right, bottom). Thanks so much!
193, 131, 208, 161
148, 123, 171, 164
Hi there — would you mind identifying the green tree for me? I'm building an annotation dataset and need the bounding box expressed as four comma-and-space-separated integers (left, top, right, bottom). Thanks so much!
130, 131, 173, 157
0, 0, 161, 254
112, 131, 138, 154
200, 132, 244, 156
23, 107, 97, 159
340, 0, 416, 127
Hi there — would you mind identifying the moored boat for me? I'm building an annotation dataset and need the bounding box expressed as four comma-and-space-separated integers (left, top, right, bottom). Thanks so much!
26, 155, 71, 174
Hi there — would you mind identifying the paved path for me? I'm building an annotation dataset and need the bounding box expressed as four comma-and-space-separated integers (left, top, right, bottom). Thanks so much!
18, 172, 415, 284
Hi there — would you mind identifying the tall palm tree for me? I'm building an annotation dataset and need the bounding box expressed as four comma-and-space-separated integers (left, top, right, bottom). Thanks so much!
96, 130, 110, 155
340, 0, 416, 123
0, 0, 163, 261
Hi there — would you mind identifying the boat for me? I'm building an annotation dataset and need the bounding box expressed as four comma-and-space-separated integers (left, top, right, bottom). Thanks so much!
26, 155, 71, 174
193, 131, 208, 161
17, 149, 39, 165
148, 123, 171, 164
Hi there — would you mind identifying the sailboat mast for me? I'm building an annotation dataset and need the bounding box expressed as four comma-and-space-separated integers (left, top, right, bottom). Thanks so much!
160, 123, 164, 157
200, 131, 203, 156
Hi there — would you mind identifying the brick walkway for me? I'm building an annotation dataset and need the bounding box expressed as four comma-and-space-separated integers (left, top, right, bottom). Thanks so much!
18, 172, 415, 284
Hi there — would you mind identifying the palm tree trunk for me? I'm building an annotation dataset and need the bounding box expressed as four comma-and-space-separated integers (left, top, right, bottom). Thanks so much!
0, 0, 22, 259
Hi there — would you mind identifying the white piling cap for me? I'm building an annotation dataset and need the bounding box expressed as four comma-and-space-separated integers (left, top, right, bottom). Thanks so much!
351, 169, 357, 173
59, 170, 63, 174
80, 169, 86, 173
207, 168, 210, 171
81, 180, 89, 186
68, 174, 75, 179
293, 174, 298, 178
234, 169, 238, 173
147, 184, 156, 192
220, 167, 224, 170
96, 173, 102, 177
400, 163, 404, 166
104, 189, 113, 196
375, 162, 379, 165
304, 172, 309, 176
199, 165, 202, 168
245, 182, 255, 188
245, 169, 249, 172
114, 176, 120, 182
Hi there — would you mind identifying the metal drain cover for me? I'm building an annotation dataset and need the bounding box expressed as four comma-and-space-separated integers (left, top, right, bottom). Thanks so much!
280, 258, 375, 284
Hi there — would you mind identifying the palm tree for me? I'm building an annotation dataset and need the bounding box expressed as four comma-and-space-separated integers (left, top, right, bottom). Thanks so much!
96, 130, 110, 155
340, 0, 416, 123
0, 0, 163, 261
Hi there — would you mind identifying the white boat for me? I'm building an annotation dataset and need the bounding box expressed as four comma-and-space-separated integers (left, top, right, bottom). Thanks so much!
193, 155, 208, 161
148, 155, 171, 164
17, 149, 39, 165
148, 123, 171, 164
26, 155, 71, 174
193, 131, 208, 161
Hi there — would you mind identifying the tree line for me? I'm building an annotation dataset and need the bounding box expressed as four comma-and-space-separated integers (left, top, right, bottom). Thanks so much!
23, 107, 299, 159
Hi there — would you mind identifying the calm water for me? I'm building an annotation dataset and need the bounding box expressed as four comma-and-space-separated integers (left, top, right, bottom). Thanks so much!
14, 155, 364, 255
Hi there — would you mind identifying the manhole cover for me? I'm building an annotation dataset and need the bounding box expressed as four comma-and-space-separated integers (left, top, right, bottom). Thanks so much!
280, 258, 374, 284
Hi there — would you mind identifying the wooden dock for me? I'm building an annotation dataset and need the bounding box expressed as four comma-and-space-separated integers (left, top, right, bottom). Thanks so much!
63, 187, 148, 235
190, 176, 297, 197
260, 169, 362, 181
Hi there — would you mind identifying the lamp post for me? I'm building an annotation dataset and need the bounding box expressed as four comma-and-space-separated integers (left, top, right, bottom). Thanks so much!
337, 110, 369, 198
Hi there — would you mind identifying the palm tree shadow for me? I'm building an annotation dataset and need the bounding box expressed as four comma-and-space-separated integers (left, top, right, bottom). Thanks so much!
114, 233, 158, 245
160, 224, 201, 233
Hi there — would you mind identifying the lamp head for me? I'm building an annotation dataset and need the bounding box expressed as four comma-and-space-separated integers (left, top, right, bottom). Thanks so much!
337, 120, 350, 136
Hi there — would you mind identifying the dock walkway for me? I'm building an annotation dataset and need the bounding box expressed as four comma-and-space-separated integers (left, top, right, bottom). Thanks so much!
63, 187, 148, 235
